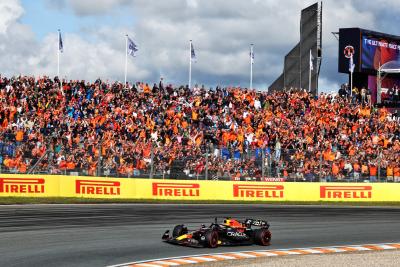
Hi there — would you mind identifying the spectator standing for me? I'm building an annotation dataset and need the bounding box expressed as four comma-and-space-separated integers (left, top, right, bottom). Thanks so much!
361, 87, 367, 104
275, 139, 281, 162
394, 165, 400, 182
369, 162, 377, 182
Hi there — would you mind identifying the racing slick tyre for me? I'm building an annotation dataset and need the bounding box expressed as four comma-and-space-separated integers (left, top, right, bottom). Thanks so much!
204, 230, 219, 248
172, 225, 187, 237
254, 229, 271, 246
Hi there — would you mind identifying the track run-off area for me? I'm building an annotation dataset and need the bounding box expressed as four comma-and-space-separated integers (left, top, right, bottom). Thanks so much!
0, 204, 400, 267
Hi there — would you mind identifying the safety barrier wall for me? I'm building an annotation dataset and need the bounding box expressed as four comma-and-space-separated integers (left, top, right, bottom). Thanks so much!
0, 174, 400, 202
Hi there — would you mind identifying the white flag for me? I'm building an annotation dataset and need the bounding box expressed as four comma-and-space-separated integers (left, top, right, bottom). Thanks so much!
349, 55, 355, 73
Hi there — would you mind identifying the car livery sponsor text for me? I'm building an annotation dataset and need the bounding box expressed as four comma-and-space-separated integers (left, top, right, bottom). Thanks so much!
0, 178, 45, 194
320, 185, 372, 199
152, 182, 200, 197
76, 180, 120, 195
227, 232, 247, 237
233, 184, 284, 198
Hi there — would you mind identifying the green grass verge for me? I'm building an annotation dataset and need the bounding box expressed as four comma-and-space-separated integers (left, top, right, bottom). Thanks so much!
1, 197, 400, 206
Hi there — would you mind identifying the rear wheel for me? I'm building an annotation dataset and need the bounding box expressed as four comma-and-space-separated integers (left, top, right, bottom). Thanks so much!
254, 229, 271, 246
172, 225, 187, 237
204, 230, 219, 248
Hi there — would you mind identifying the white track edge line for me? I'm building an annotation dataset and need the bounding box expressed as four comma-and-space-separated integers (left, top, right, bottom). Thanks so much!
106, 242, 400, 267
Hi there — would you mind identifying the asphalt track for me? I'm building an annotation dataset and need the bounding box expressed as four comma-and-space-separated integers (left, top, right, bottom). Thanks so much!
0, 204, 400, 267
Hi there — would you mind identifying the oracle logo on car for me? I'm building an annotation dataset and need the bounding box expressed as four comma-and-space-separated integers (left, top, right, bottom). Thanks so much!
152, 182, 200, 197
233, 184, 284, 198
0, 178, 45, 194
227, 231, 247, 237
320, 186, 372, 199
75, 180, 121, 195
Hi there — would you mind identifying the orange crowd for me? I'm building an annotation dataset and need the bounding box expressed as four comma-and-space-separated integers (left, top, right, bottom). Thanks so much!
0, 75, 399, 182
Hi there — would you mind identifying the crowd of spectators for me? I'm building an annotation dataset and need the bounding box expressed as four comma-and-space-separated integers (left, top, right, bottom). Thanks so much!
0, 75, 399, 182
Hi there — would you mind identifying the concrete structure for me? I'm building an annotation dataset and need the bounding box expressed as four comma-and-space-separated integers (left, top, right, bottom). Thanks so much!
269, 2, 322, 95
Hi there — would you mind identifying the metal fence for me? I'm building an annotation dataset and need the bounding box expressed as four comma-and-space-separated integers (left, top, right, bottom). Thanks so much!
0, 139, 398, 183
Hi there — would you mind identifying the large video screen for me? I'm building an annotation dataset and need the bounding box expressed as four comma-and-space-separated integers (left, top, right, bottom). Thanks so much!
362, 34, 400, 71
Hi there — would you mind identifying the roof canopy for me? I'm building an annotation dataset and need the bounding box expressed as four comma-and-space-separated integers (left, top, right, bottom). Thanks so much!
380, 60, 400, 73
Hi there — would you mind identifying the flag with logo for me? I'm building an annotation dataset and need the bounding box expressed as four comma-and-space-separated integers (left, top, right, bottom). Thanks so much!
309, 49, 314, 71
127, 37, 138, 57
191, 42, 196, 62
59, 31, 63, 53
250, 48, 254, 64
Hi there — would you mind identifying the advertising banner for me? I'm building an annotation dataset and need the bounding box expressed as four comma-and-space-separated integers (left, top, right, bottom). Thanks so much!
0, 175, 399, 202
0, 175, 59, 197
362, 35, 400, 71
59, 176, 135, 199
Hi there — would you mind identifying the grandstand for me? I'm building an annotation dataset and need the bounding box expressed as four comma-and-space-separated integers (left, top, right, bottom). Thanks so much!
0, 75, 399, 182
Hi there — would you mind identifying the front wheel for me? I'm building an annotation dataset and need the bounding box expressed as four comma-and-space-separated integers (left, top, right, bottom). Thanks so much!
204, 230, 219, 248
254, 229, 271, 246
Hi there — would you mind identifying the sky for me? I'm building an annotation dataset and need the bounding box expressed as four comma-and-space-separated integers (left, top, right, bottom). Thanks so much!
1, 0, 400, 92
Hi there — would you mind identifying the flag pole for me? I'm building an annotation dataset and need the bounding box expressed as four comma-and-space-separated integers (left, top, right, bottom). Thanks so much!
57, 29, 60, 81
377, 61, 381, 104
250, 44, 253, 90
350, 69, 353, 97
124, 34, 128, 87
309, 49, 312, 92
58, 29, 62, 90
189, 40, 192, 89
350, 55, 353, 97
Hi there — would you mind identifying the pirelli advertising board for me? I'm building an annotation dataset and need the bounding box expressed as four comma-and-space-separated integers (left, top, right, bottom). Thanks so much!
0, 177, 59, 197
0, 175, 399, 202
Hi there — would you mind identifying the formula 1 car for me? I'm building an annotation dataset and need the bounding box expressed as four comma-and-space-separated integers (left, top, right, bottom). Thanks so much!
162, 218, 271, 248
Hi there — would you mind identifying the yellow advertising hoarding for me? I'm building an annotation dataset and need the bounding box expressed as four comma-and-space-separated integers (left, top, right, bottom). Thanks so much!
0, 175, 60, 197
0, 174, 399, 202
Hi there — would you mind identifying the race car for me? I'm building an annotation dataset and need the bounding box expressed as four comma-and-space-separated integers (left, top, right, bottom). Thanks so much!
162, 218, 271, 248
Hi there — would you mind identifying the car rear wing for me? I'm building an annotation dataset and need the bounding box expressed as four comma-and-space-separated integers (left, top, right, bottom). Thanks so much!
244, 218, 269, 227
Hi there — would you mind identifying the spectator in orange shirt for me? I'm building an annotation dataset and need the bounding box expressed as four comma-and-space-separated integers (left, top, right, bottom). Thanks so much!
386, 163, 394, 181
361, 163, 369, 180
394, 165, 400, 183
15, 129, 24, 144
369, 162, 378, 182
353, 161, 361, 181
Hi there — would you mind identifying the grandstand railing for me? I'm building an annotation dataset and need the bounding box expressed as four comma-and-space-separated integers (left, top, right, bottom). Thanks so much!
0, 139, 398, 183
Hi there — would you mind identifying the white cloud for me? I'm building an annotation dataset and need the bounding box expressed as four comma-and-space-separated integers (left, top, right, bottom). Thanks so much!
66, 0, 131, 16
186, 0, 198, 9
0, 1, 145, 82
0, 0, 393, 92
0, 0, 23, 34
318, 76, 341, 94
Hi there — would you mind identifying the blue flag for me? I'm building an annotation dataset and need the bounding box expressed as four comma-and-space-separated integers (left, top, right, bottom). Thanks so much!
59, 31, 63, 53
191, 42, 196, 62
127, 36, 138, 57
